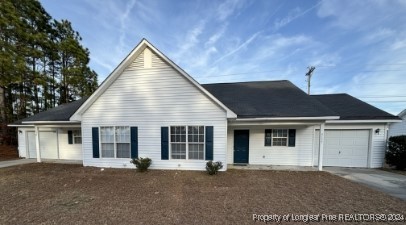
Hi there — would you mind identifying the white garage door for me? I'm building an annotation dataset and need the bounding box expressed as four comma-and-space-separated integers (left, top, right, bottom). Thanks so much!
26, 131, 58, 159
314, 130, 370, 167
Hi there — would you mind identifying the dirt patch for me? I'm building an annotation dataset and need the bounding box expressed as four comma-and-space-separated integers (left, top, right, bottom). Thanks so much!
0, 145, 19, 161
0, 164, 405, 225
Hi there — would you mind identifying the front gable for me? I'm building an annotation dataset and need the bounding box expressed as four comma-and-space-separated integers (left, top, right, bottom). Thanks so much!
71, 39, 236, 121
81, 46, 227, 121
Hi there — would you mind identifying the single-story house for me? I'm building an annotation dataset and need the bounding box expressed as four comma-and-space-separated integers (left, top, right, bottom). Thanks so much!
10, 39, 401, 171
388, 109, 406, 137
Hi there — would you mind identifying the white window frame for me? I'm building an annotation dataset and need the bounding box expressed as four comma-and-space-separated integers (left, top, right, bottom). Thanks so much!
265, 129, 289, 147
170, 125, 205, 160
72, 130, 82, 144
99, 126, 131, 158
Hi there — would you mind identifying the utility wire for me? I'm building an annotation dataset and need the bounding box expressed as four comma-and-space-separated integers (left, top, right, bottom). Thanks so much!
359, 96, 406, 98
202, 69, 406, 78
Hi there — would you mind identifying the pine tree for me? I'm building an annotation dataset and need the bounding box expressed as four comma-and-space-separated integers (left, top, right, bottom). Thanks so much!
0, 0, 99, 144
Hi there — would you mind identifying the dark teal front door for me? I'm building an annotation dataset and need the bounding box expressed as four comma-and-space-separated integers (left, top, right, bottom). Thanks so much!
234, 130, 249, 164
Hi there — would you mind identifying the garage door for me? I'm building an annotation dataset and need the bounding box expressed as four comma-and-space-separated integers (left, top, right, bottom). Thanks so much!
26, 131, 58, 159
314, 130, 370, 167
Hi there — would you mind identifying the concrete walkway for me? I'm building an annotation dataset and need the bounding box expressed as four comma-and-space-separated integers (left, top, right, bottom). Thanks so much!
325, 167, 406, 201
0, 159, 36, 168
0, 159, 82, 168
228, 164, 317, 171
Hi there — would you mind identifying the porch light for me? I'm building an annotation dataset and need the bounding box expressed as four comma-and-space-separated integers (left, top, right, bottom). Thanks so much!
375, 128, 380, 134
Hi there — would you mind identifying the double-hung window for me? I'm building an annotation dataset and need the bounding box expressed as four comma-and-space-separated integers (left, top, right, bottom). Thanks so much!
72, 130, 82, 144
100, 126, 130, 158
170, 126, 204, 160
272, 129, 288, 146
265, 129, 292, 147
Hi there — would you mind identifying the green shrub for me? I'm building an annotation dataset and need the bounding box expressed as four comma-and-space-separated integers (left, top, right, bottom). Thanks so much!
386, 135, 406, 170
205, 161, 223, 175
130, 157, 152, 172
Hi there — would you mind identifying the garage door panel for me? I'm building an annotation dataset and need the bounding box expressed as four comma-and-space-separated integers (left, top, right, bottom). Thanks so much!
338, 158, 353, 167
324, 147, 339, 155
325, 130, 340, 138
340, 130, 357, 138
355, 138, 369, 146
356, 130, 370, 138
324, 138, 340, 146
339, 148, 353, 156
316, 129, 370, 168
349, 158, 367, 167
340, 138, 356, 146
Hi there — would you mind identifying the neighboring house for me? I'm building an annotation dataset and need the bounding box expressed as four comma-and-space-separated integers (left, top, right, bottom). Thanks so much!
388, 109, 406, 137
10, 39, 401, 171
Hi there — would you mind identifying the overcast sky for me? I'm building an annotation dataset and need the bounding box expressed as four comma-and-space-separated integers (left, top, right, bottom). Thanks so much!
40, 0, 406, 115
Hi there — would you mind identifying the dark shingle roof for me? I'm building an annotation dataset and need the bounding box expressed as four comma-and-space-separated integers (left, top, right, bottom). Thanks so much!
202, 80, 338, 118
311, 94, 399, 120
13, 97, 88, 124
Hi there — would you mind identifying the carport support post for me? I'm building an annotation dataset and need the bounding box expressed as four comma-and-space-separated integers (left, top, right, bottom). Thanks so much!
318, 123, 325, 171
35, 126, 41, 163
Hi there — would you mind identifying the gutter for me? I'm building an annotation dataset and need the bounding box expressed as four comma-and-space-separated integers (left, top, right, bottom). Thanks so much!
326, 119, 402, 123
232, 116, 340, 121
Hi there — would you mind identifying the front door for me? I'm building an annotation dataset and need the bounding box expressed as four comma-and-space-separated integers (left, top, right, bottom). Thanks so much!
234, 130, 249, 164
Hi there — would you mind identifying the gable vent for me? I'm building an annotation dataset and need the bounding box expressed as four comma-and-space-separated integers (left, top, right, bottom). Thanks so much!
144, 47, 152, 68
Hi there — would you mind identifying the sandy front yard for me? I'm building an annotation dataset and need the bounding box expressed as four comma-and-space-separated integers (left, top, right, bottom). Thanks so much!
0, 163, 405, 225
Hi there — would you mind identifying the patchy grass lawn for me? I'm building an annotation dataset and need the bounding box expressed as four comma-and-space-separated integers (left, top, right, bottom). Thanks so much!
0, 164, 405, 225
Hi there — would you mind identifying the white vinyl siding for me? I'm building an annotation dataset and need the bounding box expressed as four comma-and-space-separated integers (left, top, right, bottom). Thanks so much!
58, 128, 82, 160
27, 131, 36, 158
227, 125, 313, 166
81, 47, 227, 170
389, 114, 406, 137
17, 128, 27, 158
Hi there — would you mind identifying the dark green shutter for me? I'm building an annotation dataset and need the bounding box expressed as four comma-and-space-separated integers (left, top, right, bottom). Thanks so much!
205, 126, 213, 160
265, 129, 272, 146
130, 127, 138, 158
161, 127, 169, 160
68, 130, 73, 144
92, 127, 100, 158
288, 129, 296, 147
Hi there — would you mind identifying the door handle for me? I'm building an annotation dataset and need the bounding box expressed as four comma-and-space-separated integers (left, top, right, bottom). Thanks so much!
339, 151, 341, 154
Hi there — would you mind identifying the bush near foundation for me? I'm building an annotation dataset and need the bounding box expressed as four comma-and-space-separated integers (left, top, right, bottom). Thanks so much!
206, 161, 223, 175
386, 135, 406, 170
130, 157, 152, 172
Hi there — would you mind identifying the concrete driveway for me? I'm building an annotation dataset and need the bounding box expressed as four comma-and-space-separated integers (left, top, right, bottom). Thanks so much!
325, 167, 406, 201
